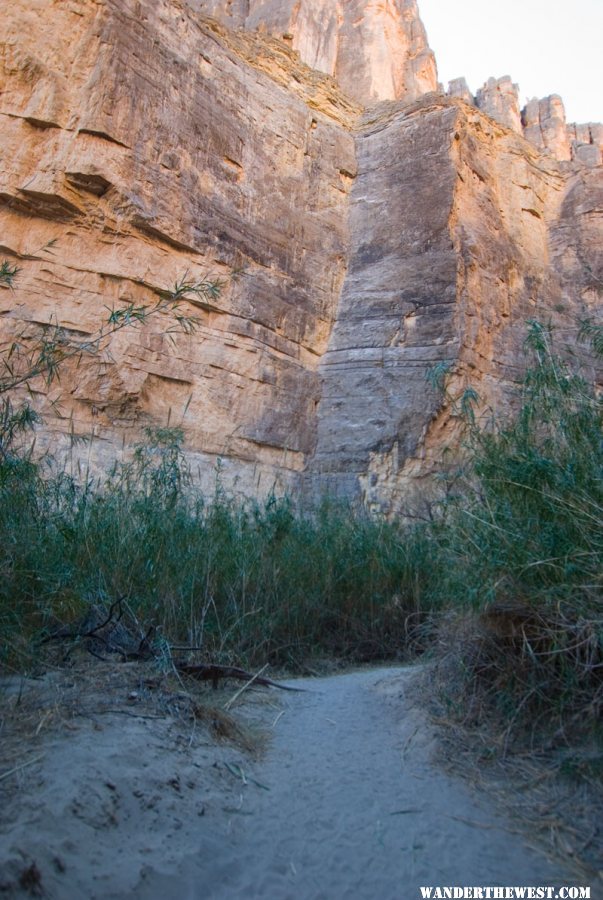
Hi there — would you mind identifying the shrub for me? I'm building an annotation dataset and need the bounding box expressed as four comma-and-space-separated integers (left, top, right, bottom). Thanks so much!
1, 246, 601, 751
431, 321, 602, 741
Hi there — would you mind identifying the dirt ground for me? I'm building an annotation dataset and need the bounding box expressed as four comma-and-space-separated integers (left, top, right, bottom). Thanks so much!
0, 660, 600, 899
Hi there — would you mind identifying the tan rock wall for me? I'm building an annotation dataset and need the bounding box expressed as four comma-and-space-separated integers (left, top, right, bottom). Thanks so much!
0, 0, 357, 496
447, 79, 602, 169
308, 97, 601, 512
0, 0, 601, 511
192, 0, 438, 105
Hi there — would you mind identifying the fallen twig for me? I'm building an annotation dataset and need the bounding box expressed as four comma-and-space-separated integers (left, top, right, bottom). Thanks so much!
225, 762, 248, 784
224, 762, 269, 791
95, 710, 167, 721
0, 753, 45, 783
224, 664, 269, 711
86, 598, 124, 637
445, 813, 523, 836
176, 663, 306, 693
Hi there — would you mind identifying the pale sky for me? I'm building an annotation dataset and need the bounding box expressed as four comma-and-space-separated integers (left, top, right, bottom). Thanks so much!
418, 0, 603, 125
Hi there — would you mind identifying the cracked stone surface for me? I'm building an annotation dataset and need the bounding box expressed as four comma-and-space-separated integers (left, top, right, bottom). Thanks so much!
0, 0, 601, 511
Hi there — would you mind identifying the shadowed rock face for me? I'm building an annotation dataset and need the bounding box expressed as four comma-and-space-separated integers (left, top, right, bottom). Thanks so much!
306, 95, 602, 510
0, 0, 601, 511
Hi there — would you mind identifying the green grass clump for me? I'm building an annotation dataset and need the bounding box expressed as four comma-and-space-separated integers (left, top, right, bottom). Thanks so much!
0, 426, 434, 670
439, 322, 601, 617
429, 321, 602, 739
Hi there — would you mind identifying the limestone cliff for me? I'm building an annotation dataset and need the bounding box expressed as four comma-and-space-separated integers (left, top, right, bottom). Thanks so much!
192, 0, 438, 106
0, 0, 601, 511
448, 76, 603, 167
307, 95, 602, 509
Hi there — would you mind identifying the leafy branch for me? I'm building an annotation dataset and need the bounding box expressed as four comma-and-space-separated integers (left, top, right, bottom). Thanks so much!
0, 253, 231, 459
0, 272, 225, 396
578, 317, 603, 358
0, 260, 20, 287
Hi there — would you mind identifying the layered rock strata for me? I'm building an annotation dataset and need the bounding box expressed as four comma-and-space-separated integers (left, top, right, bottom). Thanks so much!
192, 0, 438, 106
0, 0, 360, 496
0, 0, 601, 511
307, 95, 602, 508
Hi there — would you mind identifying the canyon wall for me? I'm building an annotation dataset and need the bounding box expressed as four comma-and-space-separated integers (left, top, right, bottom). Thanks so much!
191, 0, 438, 106
448, 75, 603, 167
0, 0, 359, 497
307, 95, 602, 509
0, 0, 601, 510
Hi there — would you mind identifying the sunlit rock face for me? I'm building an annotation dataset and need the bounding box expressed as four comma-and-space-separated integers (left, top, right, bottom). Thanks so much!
0, 0, 601, 511
476, 76, 523, 134
523, 95, 572, 162
193, 0, 439, 105
0, 0, 360, 497
446, 79, 602, 168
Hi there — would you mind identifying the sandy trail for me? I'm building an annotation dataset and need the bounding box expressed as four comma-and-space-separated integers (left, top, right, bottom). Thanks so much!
131, 667, 571, 899
1, 666, 581, 899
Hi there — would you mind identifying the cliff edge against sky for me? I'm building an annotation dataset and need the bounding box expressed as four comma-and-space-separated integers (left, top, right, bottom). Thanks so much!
0, 0, 601, 510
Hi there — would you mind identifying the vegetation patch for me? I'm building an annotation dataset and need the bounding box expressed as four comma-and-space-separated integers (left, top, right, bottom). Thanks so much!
1, 253, 601, 769
430, 321, 602, 749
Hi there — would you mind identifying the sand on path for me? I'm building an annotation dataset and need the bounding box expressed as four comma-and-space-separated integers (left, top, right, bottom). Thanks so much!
133, 667, 574, 899
0, 666, 581, 899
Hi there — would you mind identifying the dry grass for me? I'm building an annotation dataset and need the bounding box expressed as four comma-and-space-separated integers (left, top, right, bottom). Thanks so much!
0, 651, 271, 793
414, 631, 603, 883
431, 607, 603, 741
433, 730, 603, 885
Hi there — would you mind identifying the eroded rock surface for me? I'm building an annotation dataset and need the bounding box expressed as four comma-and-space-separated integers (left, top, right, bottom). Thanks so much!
475, 76, 523, 135
0, 0, 601, 511
447, 78, 602, 168
0, 0, 358, 497
192, 0, 438, 106
307, 95, 602, 509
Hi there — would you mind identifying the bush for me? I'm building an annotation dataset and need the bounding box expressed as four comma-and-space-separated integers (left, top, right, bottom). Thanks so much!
0, 427, 434, 669
431, 321, 602, 741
